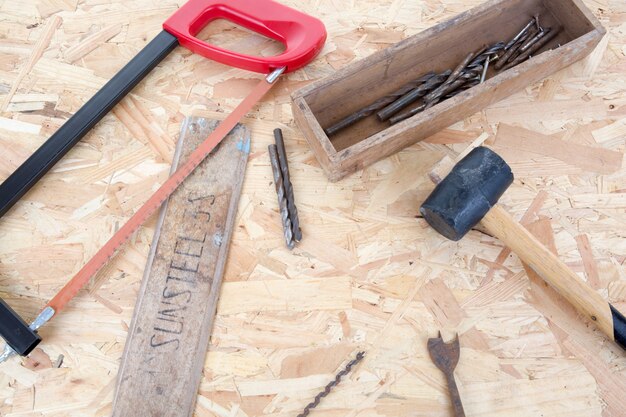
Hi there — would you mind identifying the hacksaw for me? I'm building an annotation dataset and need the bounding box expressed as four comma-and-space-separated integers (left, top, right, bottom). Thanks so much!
0, 0, 326, 362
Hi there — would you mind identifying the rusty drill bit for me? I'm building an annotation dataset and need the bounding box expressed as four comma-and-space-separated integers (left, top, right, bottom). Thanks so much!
518, 27, 547, 54
273, 128, 302, 242
501, 27, 560, 71
465, 42, 503, 84
507, 24, 542, 61
376, 70, 451, 121
389, 77, 478, 125
495, 26, 536, 70
428, 333, 465, 417
425, 65, 483, 106
466, 42, 505, 70
447, 77, 481, 97
504, 16, 538, 50
269, 144, 294, 249
423, 52, 476, 104
446, 52, 476, 84
296, 352, 365, 417
388, 102, 428, 125
388, 67, 482, 125
324, 72, 436, 136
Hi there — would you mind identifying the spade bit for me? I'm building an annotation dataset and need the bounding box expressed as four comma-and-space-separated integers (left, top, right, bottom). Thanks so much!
427, 332, 466, 417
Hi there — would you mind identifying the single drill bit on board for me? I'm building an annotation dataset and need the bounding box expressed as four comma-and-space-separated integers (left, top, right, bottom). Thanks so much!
269, 144, 295, 249
274, 128, 302, 242
325, 72, 436, 135
296, 351, 365, 417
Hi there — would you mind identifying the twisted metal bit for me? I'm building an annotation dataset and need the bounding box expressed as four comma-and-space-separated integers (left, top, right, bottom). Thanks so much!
501, 27, 559, 71
324, 72, 436, 136
269, 144, 294, 249
504, 16, 538, 50
388, 102, 428, 125
425, 65, 483, 106
389, 67, 482, 125
422, 51, 475, 104
297, 351, 365, 417
495, 26, 536, 70
273, 128, 302, 242
467, 42, 505, 69
376, 70, 451, 121
447, 76, 481, 97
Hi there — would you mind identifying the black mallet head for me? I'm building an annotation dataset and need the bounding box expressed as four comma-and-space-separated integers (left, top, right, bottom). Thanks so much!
420, 147, 514, 241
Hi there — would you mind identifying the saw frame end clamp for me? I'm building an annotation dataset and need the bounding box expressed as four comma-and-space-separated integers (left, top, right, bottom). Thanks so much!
0, 306, 55, 363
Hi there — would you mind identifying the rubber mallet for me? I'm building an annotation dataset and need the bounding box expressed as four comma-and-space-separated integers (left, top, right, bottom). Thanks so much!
420, 146, 626, 350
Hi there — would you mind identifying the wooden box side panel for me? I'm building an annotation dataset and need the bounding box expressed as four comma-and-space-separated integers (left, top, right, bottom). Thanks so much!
332, 30, 604, 181
292, 97, 338, 178
545, 0, 605, 38
297, 0, 556, 130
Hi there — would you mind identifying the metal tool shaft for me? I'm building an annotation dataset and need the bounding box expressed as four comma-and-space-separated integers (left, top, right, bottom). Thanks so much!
496, 27, 535, 70
269, 144, 294, 249
423, 52, 475, 104
501, 27, 559, 71
504, 17, 537, 50
467, 42, 504, 69
480, 55, 491, 83
377, 71, 451, 121
389, 66, 481, 125
426, 66, 483, 105
274, 128, 301, 242
428, 333, 465, 417
324, 72, 435, 135
519, 27, 547, 54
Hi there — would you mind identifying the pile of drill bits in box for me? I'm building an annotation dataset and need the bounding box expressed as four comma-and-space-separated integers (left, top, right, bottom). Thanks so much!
325, 15, 561, 135
269, 128, 302, 249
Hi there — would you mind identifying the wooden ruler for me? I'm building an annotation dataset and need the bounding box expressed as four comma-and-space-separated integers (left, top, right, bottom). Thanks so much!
112, 117, 250, 417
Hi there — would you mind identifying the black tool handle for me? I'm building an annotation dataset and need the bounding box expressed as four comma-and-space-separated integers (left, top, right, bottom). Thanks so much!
611, 305, 626, 350
0, 298, 40, 356
0, 31, 178, 219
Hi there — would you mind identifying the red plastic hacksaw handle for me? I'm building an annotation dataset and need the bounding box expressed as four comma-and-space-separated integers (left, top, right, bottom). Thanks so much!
164, 0, 327, 73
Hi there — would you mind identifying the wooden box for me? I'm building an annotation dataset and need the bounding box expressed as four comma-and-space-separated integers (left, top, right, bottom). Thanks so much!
291, 0, 606, 182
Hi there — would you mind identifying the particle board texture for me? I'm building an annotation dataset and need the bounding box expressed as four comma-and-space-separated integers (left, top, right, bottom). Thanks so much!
0, 1, 624, 417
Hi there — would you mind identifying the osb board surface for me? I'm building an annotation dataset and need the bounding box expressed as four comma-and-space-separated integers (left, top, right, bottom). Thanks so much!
0, 0, 624, 416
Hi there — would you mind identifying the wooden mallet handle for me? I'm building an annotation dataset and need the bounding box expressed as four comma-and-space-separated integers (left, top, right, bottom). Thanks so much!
423, 147, 626, 349
481, 205, 621, 344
